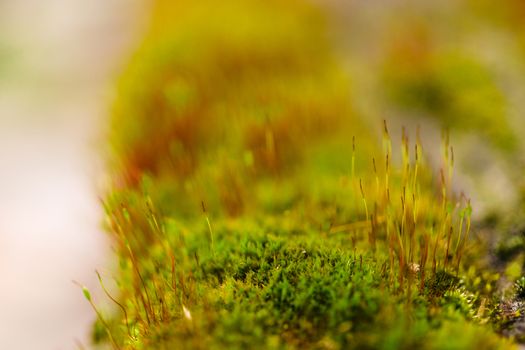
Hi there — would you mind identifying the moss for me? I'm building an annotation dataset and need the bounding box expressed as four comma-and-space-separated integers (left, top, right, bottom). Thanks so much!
96, 213, 512, 349
515, 277, 525, 299
381, 51, 516, 152
92, 0, 517, 349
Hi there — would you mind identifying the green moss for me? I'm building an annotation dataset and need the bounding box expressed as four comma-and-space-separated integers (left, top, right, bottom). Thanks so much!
382, 52, 516, 151
97, 213, 512, 349
93, 0, 517, 349
514, 277, 525, 299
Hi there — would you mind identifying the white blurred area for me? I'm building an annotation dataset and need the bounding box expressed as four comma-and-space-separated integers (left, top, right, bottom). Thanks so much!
0, 1, 146, 349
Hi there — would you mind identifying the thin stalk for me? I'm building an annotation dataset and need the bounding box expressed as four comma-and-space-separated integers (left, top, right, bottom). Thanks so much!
373, 157, 380, 197
431, 224, 438, 275
351, 136, 356, 181
74, 282, 119, 350
385, 154, 390, 203
127, 244, 154, 325
413, 144, 419, 196
419, 232, 429, 293
96, 270, 134, 341
359, 179, 369, 223
454, 209, 465, 257
457, 200, 472, 271
444, 226, 453, 271
201, 201, 214, 251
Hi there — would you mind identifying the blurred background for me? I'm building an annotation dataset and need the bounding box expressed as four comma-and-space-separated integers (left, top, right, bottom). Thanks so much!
1, 0, 525, 349
325, 0, 525, 216
0, 0, 145, 348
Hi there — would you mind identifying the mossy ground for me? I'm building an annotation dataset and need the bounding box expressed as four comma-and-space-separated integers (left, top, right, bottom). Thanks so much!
87, 0, 525, 349
95, 213, 511, 349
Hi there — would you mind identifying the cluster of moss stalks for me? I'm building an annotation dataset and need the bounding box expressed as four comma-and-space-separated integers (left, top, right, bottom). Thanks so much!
85, 0, 519, 349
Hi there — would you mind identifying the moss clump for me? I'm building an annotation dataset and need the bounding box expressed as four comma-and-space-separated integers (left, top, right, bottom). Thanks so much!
97, 210, 512, 349
381, 49, 516, 152
92, 0, 516, 349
